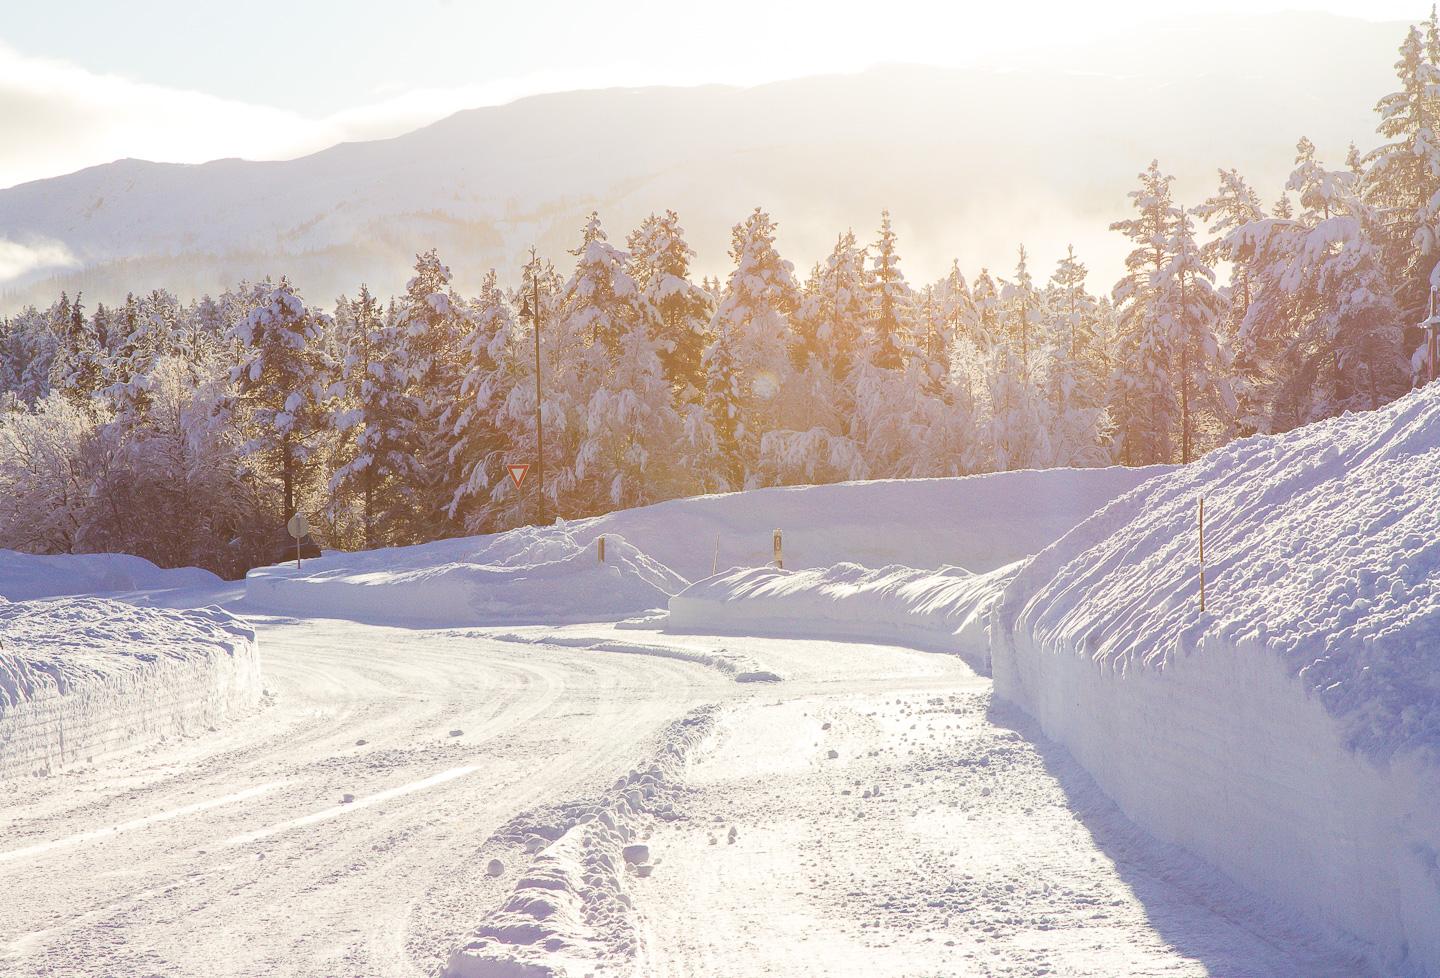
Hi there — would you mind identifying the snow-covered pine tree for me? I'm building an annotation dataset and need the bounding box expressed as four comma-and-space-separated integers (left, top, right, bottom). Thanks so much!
1110, 160, 1183, 464
393, 249, 468, 538
1152, 206, 1233, 462
1000, 246, 1043, 376
228, 278, 331, 520
448, 271, 517, 532
866, 211, 913, 370
1366, 15, 1440, 321
49, 293, 107, 409
330, 284, 413, 548
704, 208, 800, 489
627, 211, 713, 404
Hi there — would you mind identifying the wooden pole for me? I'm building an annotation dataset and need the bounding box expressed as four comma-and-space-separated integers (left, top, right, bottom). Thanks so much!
773, 529, 783, 570
712, 535, 720, 577
1198, 496, 1205, 613
597, 536, 605, 563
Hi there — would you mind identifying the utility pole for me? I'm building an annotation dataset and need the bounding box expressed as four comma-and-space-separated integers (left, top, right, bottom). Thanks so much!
522, 248, 547, 527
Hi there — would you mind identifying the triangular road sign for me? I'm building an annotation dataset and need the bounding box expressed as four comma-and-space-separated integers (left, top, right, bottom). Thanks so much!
507, 463, 531, 488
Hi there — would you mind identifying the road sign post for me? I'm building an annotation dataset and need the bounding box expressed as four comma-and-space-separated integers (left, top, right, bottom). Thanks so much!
287, 512, 310, 571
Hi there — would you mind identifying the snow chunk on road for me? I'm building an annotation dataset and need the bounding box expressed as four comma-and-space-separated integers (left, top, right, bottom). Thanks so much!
669, 561, 1022, 672
993, 383, 1440, 975
0, 550, 219, 600
246, 524, 683, 627
0, 596, 261, 778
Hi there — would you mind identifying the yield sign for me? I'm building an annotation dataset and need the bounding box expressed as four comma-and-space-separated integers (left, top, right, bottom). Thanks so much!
507, 463, 531, 488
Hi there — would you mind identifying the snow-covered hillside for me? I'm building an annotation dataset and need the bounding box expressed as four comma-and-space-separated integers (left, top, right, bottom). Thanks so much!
0, 13, 1398, 312
245, 466, 1163, 627
0, 596, 261, 779
0, 549, 220, 600
992, 384, 1440, 975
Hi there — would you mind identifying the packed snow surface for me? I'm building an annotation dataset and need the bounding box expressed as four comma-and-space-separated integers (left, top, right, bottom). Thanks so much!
993, 383, 1440, 975
0, 550, 219, 600
0, 596, 260, 778
246, 466, 1163, 628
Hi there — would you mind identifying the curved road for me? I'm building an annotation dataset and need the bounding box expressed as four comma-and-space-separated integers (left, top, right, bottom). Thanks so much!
0, 616, 725, 977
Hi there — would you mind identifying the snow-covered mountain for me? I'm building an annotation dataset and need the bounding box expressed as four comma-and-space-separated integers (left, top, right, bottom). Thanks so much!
0, 12, 1402, 311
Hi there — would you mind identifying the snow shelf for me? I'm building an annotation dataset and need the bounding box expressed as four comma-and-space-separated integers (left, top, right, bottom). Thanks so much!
992, 383, 1440, 976
246, 466, 1164, 629
0, 549, 220, 600
0, 596, 261, 779
668, 561, 1022, 673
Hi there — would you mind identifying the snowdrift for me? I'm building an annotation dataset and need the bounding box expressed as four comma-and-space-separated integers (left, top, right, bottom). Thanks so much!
246, 524, 684, 627
992, 385, 1440, 976
0, 549, 220, 600
669, 561, 1022, 671
0, 596, 262, 779
246, 467, 1162, 628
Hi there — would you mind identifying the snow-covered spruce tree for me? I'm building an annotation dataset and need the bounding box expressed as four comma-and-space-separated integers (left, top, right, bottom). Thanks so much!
1225, 139, 1409, 431
704, 208, 800, 489
228, 278, 331, 521
329, 284, 414, 549
627, 210, 713, 404
936, 260, 978, 369
1365, 14, 1440, 322
983, 345, 1054, 471
48, 293, 107, 409
1196, 167, 1269, 435
791, 229, 868, 380
1036, 247, 1112, 463
447, 271, 518, 532
1000, 246, 1043, 376
393, 249, 468, 539
970, 268, 1002, 354
1109, 160, 1183, 465
1152, 207, 1233, 462
866, 211, 914, 370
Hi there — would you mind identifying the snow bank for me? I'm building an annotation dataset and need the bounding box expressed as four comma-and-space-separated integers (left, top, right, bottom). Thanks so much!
0, 596, 262, 779
443, 709, 715, 977
576, 465, 1168, 580
246, 467, 1161, 629
669, 561, 1022, 672
0, 549, 219, 600
245, 525, 683, 627
992, 385, 1440, 975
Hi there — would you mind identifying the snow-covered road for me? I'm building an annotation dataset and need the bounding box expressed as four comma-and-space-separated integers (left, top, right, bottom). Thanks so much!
2, 615, 1371, 977
0, 616, 724, 977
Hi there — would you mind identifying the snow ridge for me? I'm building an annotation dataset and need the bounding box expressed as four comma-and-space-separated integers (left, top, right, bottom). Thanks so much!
443, 708, 716, 978
0, 597, 262, 779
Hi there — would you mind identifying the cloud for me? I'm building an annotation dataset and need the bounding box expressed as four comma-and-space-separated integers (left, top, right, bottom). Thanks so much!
0, 238, 78, 282
0, 42, 484, 190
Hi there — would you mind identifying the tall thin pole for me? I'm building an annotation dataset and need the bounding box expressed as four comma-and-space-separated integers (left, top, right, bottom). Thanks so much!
531, 248, 546, 527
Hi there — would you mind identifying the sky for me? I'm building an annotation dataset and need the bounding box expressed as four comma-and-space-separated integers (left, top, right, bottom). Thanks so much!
0, 0, 1429, 191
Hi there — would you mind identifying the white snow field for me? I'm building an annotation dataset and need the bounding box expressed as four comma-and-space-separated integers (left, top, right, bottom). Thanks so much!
993, 383, 1440, 976
245, 465, 1163, 628
0, 548, 220, 600
4, 437, 1431, 977
0, 594, 260, 779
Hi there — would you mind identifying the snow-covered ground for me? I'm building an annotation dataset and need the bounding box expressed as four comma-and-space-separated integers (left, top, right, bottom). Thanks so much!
0, 594, 260, 779
0, 549, 219, 600
245, 465, 1162, 628
993, 384, 1440, 975
5, 431, 1436, 976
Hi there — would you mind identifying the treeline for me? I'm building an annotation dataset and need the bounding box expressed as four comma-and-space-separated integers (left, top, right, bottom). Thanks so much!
2, 14, 1438, 577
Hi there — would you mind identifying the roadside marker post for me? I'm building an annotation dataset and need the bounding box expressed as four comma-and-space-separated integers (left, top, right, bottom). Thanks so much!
598, 535, 606, 563
774, 529, 783, 570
